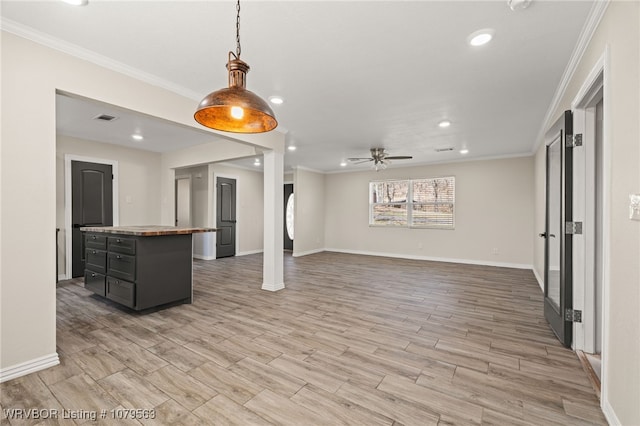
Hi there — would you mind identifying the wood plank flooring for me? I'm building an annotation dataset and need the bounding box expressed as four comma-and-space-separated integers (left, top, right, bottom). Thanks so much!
1, 252, 607, 425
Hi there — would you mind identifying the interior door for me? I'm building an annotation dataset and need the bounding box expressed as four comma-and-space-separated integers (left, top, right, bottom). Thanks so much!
175, 177, 192, 227
284, 184, 294, 250
216, 177, 236, 258
71, 161, 113, 277
542, 110, 573, 347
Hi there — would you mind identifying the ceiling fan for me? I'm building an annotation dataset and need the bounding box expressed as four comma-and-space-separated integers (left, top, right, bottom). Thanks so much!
347, 148, 413, 170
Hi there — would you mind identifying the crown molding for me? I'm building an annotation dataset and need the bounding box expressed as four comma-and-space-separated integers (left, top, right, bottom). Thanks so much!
532, 0, 610, 154
1, 18, 202, 101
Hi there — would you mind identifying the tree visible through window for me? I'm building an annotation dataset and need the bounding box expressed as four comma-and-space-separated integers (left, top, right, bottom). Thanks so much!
369, 177, 455, 229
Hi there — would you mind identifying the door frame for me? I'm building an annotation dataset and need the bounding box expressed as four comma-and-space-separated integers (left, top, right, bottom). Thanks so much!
570, 48, 611, 398
64, 155, 119, 280
175, 174, 192, 227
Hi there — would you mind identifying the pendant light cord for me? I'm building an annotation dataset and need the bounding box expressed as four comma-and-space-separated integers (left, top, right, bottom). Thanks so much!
235, 0, 241, 58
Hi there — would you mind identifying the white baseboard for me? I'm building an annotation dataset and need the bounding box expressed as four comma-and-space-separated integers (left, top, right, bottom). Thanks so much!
292, 248, 325, 257
324, 248, 533, 270
236, 249, 263, 256
57, 274, 67, 282
601, 396, 621, 425
532, 267, 544, 291
193, 254, 216, 261
262, 281, 285, 292
0, 353, 59, 383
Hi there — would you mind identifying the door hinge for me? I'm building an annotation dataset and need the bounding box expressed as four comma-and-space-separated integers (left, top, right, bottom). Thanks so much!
565, 221, 583, 235
565, 309, 582, 323
566, 134, 583, 148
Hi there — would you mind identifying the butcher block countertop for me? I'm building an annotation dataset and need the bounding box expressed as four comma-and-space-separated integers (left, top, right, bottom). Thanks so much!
80, 225, 217, 236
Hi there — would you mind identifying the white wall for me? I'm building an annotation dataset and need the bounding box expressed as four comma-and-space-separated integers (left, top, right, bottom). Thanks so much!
293, 168, 326, 256
56, 136, 162, 276
325, 156, 534, 267
0, 30, 282, 379
533, 2, 639, 423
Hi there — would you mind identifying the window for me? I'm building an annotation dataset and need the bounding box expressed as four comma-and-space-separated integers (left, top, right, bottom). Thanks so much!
369, 177, 455, 229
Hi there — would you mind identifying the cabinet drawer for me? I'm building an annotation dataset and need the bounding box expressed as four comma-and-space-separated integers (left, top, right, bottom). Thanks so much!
108, 237, 136, 255
84, 270, 106, 296
106, 277, 135, 308
85, 233, 107, 250
85, 249, 107, 274
108, 252, 136, 281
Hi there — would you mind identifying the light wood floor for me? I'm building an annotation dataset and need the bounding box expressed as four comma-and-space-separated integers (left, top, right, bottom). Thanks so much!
1, 252, 607, 425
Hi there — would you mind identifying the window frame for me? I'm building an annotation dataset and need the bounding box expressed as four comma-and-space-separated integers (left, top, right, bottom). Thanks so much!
369, 176, 455, 229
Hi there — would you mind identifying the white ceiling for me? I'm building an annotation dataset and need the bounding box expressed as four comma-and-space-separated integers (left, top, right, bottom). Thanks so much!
1, 0, 595, 172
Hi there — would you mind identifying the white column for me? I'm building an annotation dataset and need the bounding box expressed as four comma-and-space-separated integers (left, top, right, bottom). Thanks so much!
262, 150, 285, 291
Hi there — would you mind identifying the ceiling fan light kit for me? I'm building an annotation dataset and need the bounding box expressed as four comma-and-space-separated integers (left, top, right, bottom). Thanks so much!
347, 148, 413, 171
194, 0, 277, 133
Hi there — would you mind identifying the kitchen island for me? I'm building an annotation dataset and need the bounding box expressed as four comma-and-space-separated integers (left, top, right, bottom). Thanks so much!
80, 226, 216, 311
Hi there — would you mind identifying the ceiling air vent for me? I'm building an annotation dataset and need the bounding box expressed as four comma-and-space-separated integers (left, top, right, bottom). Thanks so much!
93, 114, 118, 122
434, 147, 454, 152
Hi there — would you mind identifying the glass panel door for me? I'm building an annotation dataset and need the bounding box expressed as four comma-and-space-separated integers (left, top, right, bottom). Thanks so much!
543, 110, 573, 348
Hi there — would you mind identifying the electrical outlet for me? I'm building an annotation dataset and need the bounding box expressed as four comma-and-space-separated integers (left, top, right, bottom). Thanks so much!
492, 248, 499, 255
630, 194, 640, 221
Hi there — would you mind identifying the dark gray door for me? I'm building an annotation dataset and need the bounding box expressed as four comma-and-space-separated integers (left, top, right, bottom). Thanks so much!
284, 184, 294, 251
71, 161, 113, 277
542, 110, 573, 347
216, 177, 236, 258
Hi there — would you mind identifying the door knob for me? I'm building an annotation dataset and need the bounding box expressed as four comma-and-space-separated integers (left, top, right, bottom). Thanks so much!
538, 232, 547, 238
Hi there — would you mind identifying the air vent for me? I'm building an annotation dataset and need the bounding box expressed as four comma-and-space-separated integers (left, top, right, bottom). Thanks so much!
93, 114, 118, 122
435, 147, 454, 152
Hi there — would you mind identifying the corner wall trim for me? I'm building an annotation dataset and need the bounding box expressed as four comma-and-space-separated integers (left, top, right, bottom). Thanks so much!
325, 248, 533, 270
0, 353, 59, 383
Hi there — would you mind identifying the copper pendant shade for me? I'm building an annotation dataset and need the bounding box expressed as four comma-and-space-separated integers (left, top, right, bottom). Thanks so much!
194, 1, 277, 134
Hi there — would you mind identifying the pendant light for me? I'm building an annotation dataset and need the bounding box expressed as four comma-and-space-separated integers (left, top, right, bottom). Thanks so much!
194, 0, 277, 133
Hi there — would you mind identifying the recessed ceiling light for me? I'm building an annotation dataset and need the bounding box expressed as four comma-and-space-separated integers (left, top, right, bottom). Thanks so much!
468, 29, 494, 46
61, 0, 88, 5
269, 96, 284, 105
131, 134, 144, 141
288, 145, 296, 151
460, 149, 469, 155
438, 120, 451, 128
340, 162, 347, 167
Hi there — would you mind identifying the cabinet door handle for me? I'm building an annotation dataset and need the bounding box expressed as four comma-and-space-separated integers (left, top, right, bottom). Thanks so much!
92, 250, 97, 254
92, 235, 97, 240
91, 273, 96, 277
116, 239, 121, 243
116, 255, 122, 259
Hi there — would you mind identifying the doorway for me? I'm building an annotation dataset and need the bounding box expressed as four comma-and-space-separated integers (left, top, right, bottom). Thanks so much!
284, 183, 294, 251
216, 177, 237, 258
572, 62, 607, 394
175, 176, 192, 227
64, 156, 118, 279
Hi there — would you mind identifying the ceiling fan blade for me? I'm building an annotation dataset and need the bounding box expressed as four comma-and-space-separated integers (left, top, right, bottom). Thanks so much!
384, 156, 413, 160
353, 159, 374, 164
347, 157, 373, 162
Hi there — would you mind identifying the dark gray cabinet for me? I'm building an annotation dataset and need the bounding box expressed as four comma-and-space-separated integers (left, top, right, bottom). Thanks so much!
83, 232, 193, 311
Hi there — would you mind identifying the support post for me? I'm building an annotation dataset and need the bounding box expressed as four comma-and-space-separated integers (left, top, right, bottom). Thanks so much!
262, 150, 284, 291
